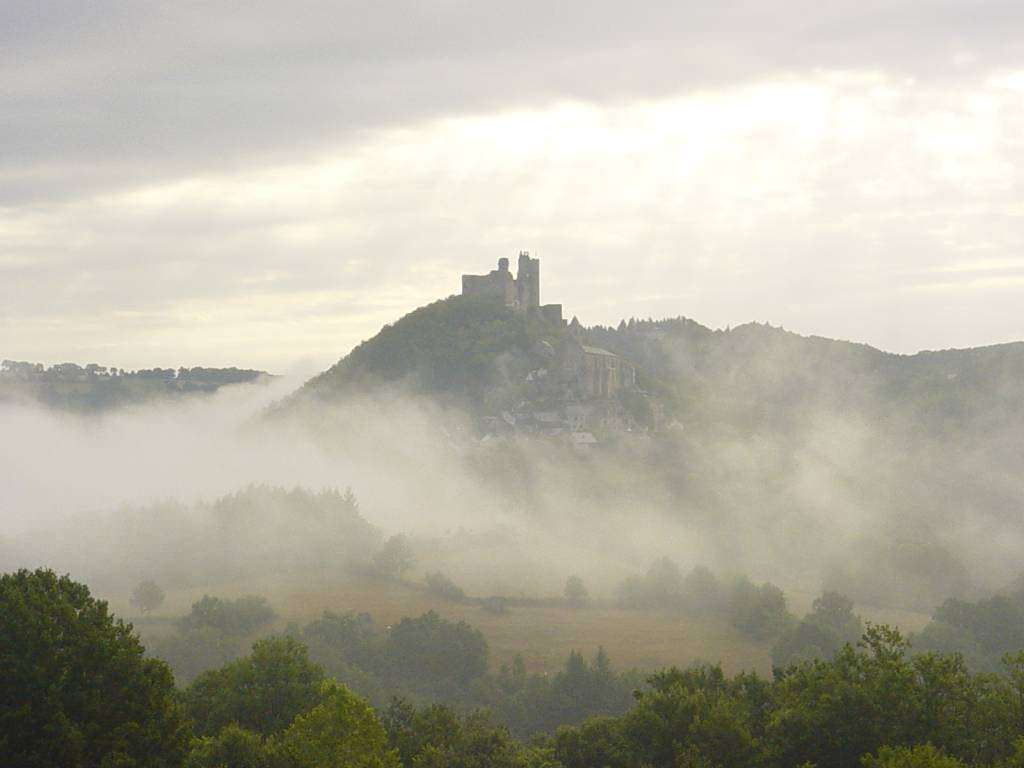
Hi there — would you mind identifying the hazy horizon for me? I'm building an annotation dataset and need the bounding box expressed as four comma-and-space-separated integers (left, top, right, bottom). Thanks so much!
3, 2, 1024, 371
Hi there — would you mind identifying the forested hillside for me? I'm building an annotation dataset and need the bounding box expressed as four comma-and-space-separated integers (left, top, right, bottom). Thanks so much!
284, 295, 563, 412
0, 360, 270, 411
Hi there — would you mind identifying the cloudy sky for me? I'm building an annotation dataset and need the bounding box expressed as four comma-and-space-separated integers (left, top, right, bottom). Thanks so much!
2, 1, 1023, 372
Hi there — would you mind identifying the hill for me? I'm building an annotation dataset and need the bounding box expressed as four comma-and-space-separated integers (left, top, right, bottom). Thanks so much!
0, 360, 272, 411
268, 295, 1024, 613
279, 294, 569, 413
580, 317, 1024, 437
279, 292, 1024, 445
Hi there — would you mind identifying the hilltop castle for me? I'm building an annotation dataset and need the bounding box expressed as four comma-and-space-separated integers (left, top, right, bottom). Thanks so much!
462, 252, 564, 326
461, 253, 637, 402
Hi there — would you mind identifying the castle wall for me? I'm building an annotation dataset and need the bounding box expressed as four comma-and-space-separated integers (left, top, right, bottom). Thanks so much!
539, 304, 563, 326
462, 253, 546, 314
516, 252, 540, 310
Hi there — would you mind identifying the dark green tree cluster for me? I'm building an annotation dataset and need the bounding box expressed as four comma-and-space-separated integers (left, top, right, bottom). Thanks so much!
181, 643, 400, 768
546, 625, 1024, 768
772, 590, 864, 668
915, 589, 1024, 673
0, 569, 190, 767
489, 648, 640, 737
145, 594, 278, 683
15, 568, 1024, 768
618, 559, 795, 642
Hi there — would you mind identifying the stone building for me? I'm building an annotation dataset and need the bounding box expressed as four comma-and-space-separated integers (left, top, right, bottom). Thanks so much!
462, 252, 563, 325
462, 253, 636, 400
556, 338, 637, 399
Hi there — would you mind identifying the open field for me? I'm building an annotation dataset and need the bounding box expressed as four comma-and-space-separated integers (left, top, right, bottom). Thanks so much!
121, 575, 781, 678
120, 571, 933, 679
279, 579, 772, 676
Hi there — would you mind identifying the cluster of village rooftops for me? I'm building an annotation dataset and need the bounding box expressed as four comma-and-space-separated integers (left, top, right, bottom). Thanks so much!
462, 253, 653, 447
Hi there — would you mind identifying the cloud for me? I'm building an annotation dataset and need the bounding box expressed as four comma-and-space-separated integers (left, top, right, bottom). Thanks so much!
3, 1, 1023, 202
3, 68, 1024, 368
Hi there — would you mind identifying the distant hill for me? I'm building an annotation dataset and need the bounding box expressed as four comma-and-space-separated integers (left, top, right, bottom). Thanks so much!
580, 317, 1024, 437
279, 293, 1024, 442
0, 360, 272, 412
271, 295, 1024, 612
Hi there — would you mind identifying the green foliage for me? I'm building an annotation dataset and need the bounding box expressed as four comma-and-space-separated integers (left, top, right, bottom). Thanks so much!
618, 387, 655, 430
552, 716, 633, 768
277, 681, 400, 768
0, 359, 265, 412
681, 565, 723, 615
299, 295, 546, 406
621, 664, 766, 768
773, 590, 863, 668
767, 624, 1013, 768
179, 594, 277, 637
385, 611, 489, 692
302, 610, 379, 671
861, 744, 966, 768
382, 700, 525, 768
915, 592, 1024, 673
373, 535, 417, 579
146, 594, 279, 684
728, 577, 794, 642
425, 571, 467, 603
185, 636, 326, 737
22, 569, 1024, 768
616, 561, 794, 643
66, 486, 380, 604
184, 724, 276, 768
130, 580, 166, 614
0, 569, 189, 768
145, 624, 247, 685
618, 556, 685, 609
492, 647, 640, 737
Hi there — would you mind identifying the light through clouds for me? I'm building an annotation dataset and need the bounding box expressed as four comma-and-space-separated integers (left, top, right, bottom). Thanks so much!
2, 69, 1023, 370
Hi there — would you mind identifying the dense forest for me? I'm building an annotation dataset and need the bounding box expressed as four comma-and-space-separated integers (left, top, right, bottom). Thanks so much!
7, 567, 1024, 768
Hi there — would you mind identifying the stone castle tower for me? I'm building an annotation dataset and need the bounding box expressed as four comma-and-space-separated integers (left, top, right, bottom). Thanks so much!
461, 252, 563, 325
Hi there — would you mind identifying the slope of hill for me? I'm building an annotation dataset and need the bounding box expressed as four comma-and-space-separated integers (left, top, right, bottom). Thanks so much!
280, 294, 568, 413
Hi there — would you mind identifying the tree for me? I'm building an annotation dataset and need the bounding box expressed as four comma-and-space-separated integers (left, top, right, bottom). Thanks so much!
772, 590, 863, 668
184, 724, 274, 768
554, 716, 633, 768
373, 535, 416, 579
385, 611, 488, 691
185, 636, 325, 737
131, 579, 166, 614
810, 591, 863, 641
620, 664, 764, 768
728, 577, 794, 641
564, 575, 589, 607
425, 571, 467, 603
0, 568, 190, 768
382, 700, 525, 768
277, 680, 400, 768
178, 594, 277, 637
861, 744, 966, 768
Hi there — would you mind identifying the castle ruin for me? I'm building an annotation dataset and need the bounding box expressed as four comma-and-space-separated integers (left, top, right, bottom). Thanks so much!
462, 253, 638, 403
462, 252, 564, 326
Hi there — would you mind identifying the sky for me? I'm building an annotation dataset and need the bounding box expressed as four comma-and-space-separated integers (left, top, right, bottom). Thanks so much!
2, 1, 1024, 373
